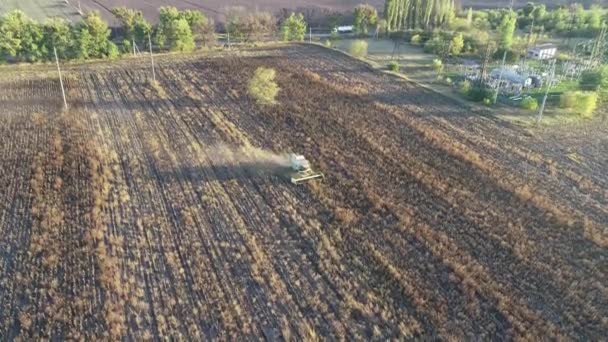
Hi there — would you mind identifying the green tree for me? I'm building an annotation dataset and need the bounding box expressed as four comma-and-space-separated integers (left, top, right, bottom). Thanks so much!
73, 11, 118, 59
450, 33, 464, 55
580, 65, 608, 102
587, 5, 603, 33
112, 7, 151, 52
155, 6, 180, 48
248, 67, 279, 105
497, 11, 517, 49
41, 17, 71, 60
180, 9, 215, 45
167, 18, 195, 52
280, 13, 306, 42
353, 4, 378, 35
0, 10, 43, 62
384, 0, 455, 31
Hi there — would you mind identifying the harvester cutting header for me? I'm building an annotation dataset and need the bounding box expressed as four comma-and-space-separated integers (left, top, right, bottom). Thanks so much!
288, 153, 324, 184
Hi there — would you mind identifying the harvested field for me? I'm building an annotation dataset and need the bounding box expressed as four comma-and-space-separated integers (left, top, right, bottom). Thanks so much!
0, 0, 383, 23
0, 44, 606, 340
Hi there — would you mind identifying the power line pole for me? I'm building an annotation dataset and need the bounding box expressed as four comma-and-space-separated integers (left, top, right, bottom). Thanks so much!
536, 59, 556, 124
54, 46, 68, 110
148, 32, 156, 82
309, 26, 312, 43
493, 49, 508, 104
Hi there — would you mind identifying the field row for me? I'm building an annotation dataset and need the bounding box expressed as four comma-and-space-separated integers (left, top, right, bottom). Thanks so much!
0, 45, 606, 339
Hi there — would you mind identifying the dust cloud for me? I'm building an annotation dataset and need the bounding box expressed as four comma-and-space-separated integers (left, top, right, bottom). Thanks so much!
205, 144, 291, 174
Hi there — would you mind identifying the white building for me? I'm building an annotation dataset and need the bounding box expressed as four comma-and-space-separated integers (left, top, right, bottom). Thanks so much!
334, 26, 353, 34
527, 44, 557, 60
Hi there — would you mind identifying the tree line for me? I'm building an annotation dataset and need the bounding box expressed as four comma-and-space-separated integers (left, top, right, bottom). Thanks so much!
384, 0, 456, 31
0, 7, 308, 63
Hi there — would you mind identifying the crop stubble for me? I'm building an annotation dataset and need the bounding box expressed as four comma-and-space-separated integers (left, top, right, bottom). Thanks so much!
0, 44, 606, 340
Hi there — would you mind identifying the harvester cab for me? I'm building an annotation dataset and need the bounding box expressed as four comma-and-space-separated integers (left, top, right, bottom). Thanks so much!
288, 153, 324, 184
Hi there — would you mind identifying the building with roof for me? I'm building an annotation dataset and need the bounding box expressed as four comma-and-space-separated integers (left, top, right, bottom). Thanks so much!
527, 44, 557, 60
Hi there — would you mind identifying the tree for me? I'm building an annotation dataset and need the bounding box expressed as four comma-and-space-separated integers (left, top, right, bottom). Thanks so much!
280, 13, 306, 42
0, 10, 43, 62
450, 33, 464, 55
377, 18, 388, 37
497, 11, 517, 49
587, 5, 603, 34
580, 65, 608, 102
243, 11, 276, 41
180, 9, 214, 45
384, 0, 455, 31
111, 7, 151, 52
41, 17, 71, 60
73, 11, 118, 59
167, 18, 195, 52
225, 6, 248, 41
225, 8, 276, 42
155, 6, 180, 48
248, 67, 279, 105
353, 4, 378, 35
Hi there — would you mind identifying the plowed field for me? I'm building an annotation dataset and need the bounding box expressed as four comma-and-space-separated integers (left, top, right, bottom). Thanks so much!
0, 44, 606, 340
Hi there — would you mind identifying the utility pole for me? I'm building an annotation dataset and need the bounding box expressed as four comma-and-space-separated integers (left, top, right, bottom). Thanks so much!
227, 32, 231, 49
148, 32, 156, 82
493, 50, 508, 104
132, 38, 136, 57
309, 26, 312, 43
537, 59, 556, 124
54, 46, 68, 110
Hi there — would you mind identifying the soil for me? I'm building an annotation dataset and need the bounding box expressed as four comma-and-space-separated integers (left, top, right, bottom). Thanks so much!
0, 44, 606, 340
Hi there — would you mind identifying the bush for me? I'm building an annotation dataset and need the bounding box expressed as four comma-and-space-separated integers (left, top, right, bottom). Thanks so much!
410, 34, 422, 45
424, 36, 444, 54
458, 80, 471, 96
520, 96, 539, 110
431, 59, 443, 74
349, 40, 368, 58
248, 67, 279, 105
280, 13, 306, 41
324, 39, 332, 48
387, 61, 399, 71
560, 91, 598, 117
492, 48, 519, 63
579, 66, 608, 91
467, 86, 495, 102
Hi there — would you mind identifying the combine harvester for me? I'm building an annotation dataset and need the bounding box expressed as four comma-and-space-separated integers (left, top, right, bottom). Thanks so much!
288, 153, 324, 184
